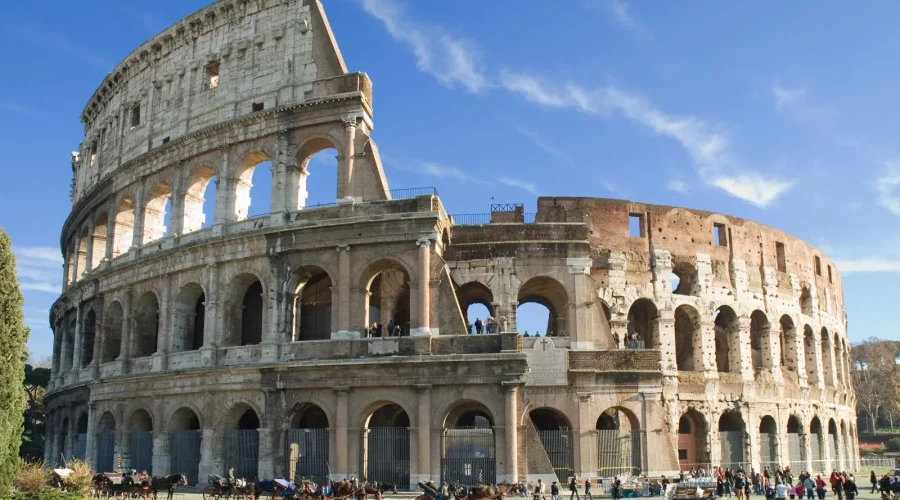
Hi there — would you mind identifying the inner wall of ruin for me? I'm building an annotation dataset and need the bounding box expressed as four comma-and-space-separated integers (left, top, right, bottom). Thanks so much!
46, 0, 857, 485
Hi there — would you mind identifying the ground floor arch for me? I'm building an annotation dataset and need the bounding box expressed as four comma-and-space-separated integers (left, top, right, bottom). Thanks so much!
129, 409, 154, 474
286, 403, 330, 484
827, 419, 840, 471
363, 403, 411, 489
224, 406, 261, 479
96, 412, 117, 473
759, 416, 778, 470
787, 416, 805, 472
441, 401, 496, 487
678, 409, 708, 470
810, 417, 824, 470
718, 411, 746, 468
596, 407, 642, 478
169, 407, 202, 485
530, 408, 573, 482
74, 413, 88, 460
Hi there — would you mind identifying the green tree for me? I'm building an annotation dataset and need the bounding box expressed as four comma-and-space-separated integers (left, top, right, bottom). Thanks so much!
20, 364, 50, 461
0, 229, 29, 493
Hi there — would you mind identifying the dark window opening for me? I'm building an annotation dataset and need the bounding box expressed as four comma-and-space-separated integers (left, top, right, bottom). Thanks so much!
162, 137, 170, 145
628, 213, 644, 238
713, 223, 727, 247
827, 265, 832, 283
207, 63, 220, 90
89, 141, 98, 166
252, 102, 264, 112
776, 242, 787, 272
678, 449, 688, 460
130, 104, 141, 128
814, 256, 822, 276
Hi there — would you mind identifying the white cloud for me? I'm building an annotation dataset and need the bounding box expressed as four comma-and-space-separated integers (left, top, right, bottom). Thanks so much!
498, 177, 539, 195
874, 161, 900, 215
772, 85, 803, 110
360, 0, 488, 94
500, 71, 792, 207
608, 0, 643, 34
835, 258, 900, 274
667, 179, 688, 193
513, 126, 575, 167
14, 246, 62, 294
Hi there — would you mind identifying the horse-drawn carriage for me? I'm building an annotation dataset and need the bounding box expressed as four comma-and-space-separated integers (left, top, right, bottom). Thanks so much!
203, 474, 256, 500
92, 470, 152, 500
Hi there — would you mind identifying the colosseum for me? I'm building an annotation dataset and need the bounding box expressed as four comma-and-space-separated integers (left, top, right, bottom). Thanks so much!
45, 0, 859, 489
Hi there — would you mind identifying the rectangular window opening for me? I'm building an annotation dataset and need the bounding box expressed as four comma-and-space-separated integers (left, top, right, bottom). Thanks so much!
678, 450, 688, 460
252, 102, 264, 112
162, 137, 170, 145
775, 242, 787, 273
130, 104, 141, 128
827, 265, 832, 283
207, 62, 220, 90
89, 142, 97, 166
814, 255, 822, 276
713, 223, 727, 247
628, 213, 644, 238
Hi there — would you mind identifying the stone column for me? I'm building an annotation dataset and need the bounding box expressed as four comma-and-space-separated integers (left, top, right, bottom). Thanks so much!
414, 237, 432, 336
339, 118, 357, 200
105, 204, 116, 261
152, 430, 170, 475
801, 431, 812, 473
736, 317, 754, 381
333, 387, 350, 478
131, 183, 145, 249
214, 148, 231, 225
414, 385, 432, 484
51, 323, 62, 384
258, 428, 275, 479
700, 321, 718, 375
201, 263, 219, 366
169, 183, 185, 237
92, 311, 103, 378
44, 411, 54, 466
72, 305, 84, 373
118, 288, 133, 364
85, 404, 97, 469
153, 275, 170, 372
65, 411, 75, 460
333, 246, 353, 339
501, 382, 520, 483
85, 218, 96, 274
199, 429, 218, 481
567, 257, 593, 349
657, 311, 676, 374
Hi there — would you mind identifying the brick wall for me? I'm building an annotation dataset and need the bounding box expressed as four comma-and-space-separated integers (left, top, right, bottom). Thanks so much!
568, 349, 661, 372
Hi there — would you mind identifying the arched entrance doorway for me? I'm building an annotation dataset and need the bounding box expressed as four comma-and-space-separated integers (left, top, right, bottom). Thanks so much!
364, 403, 410, 489
95, 412, 116, 473
678, 410, 707, 470
365, 264, 411, 336
169, 408, 202, 485
58, 418, 69, 463
596, 407, 642, 477
827, 419, 839, 471
787, 416, 805, 472
626, 299, 658, 349
759, 416, 778, 470
286, 404, 329, 484
291, 269, 333, 341
129, 409, 153, 474
224, 407, 260, 479
714, 307, 740, 373
530, 408, 573, 482
441, 401, 496, 487
74, 413, 88, 460
810, 417, 824, 471
718, 411, 746, 469
517, 277, 568, 337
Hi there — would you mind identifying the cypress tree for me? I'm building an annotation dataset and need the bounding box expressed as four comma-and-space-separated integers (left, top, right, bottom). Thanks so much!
0, 229, 28, 493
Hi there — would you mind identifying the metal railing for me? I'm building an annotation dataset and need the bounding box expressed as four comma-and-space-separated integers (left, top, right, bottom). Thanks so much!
389, 186, 438, 199
524, 212, 537, 223
624, 340, 646, 350
451, 213, 491, 225
490, 203, 523, 212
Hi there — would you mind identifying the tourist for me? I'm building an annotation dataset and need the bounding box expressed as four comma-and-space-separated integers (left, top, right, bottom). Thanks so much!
535, 479, 545, 500
475, 317, 483, 334
735, 473, 746, 500
387, 320, 396, 337
524, 332, 531, 337
776, 480, 789, 500
569, 477, 580, 500
613, 332, 620, 349
878, 474, 891, 496
830, 472, 843, 500
584, 477, 593, 500
815, 475, 826, 499
467, 321, 473, 334
612, 477, 622, 500
842, 474, 857, 500
551, 481, 559, 500
869, 472, 877, 494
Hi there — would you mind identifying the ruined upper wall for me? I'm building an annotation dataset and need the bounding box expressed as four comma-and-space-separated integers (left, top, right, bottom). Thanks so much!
537, 197, 845, 317
72, 0, 350, 204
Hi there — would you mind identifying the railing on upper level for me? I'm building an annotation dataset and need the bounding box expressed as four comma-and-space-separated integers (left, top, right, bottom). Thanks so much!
389, 186, 438, 199
490, 203, 523, 212
451, 213, 492, 225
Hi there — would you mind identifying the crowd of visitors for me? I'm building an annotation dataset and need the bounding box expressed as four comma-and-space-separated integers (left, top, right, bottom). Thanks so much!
674, 466, 859, 500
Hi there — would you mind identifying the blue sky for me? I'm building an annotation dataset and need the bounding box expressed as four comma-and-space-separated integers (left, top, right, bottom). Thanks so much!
3, 0, 900, 360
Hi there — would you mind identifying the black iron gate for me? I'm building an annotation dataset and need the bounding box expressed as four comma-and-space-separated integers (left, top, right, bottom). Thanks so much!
537, 430, 574, 482
224, 429, 259, 480
95, 431, 115, 473
170, 430, 201, 485
441, 428, 496, 487
131, 431, 153, 474
597, 430, 643, 478
74, 434, 87, 460
286, 428, 329, 485
365, 427, 409, 490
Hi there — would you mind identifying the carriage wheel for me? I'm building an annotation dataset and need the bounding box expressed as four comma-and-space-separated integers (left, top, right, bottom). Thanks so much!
115, 492, 124, 500
203, 486, 220, 500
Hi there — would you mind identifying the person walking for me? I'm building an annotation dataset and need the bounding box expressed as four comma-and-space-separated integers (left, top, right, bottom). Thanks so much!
775, 480, 789, 500
869, 472, 877, 494
612, 477, 621, 500
814, 475, 826, 500
551, 482, 560, 500
569, 477, 580, 500
842, 474, 857, 500
534, 479, 545, 500
735, 473, 746, 500
584, 478, 593, 500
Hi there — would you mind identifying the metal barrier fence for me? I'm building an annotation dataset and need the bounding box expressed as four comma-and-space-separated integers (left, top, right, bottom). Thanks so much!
720, 431, 745, 470
224, 429, 259, 480
597, 430, 642, 478
170, 430, 202, 485
286, 428, 329, 485
788, 434, 805, 472
131, 431, 153, 474
365, 427, 410, 490
95, 431, 115, 473
860, 456, 895, 469
811, 435, 824, 466
441, 428, 496, 487
538, 429, 574, 482
390, 187, 438, 199
759, 433, 778, 468
451, 214, 491, 226
74, 434, 86, 460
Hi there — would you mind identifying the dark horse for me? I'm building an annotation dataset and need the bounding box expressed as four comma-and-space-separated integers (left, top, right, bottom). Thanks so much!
150, 474, 188, 500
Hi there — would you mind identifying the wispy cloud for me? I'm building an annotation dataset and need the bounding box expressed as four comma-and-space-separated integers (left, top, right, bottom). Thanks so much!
360, 0, 488, 94
498, 177, 539, 195
14, 246, 62, 294
394, 161, 541, 196
772, 84, 839, 127
499, 71, 793, 207
513, 126, 575, 167
667, 179, 688, 193
835, 258, 900, 274
874, 161, 900, 215
0, 101, 42, 118
0, 24, 112, 72
607, 0, 644, 35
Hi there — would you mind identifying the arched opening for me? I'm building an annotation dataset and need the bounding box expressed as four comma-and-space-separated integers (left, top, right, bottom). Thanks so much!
291, 269, 332, 341
364, 403, 411, 489
129, 409, 153, 474
803, 325, 818, 384
840, 420, 851, 472
626, 298, 658, 349
827, 419, 840, 471
671, 261, 699, 296
780, 315, 797, 373
76, 227, 89, 280
750, 310, 772, 372
133, 292, 159, 358
234, 151, 272, 221
224, 274, 264, 347
759, 416, 778, 470
810, 417, 824, 470
364, 262, 411, 337
718, 411, 746, 468
58, 418, 68, 462
677, 409, 707, 471
62, 316, 76, 372
287, 404, 330, 484
714, 306, 740, 373
820, 328, 834, 386
674, 305, 701, 371
80, 309, 96, 368
442, 401, 496, 486
517, 277, 568, 337
596, 407, 642, 477
91, 214, 108, 269
95, 412, 116, 473
183, 166, 217, 234
172, 283, 205, 352
455, 282, 495, 334
296, 139, 339, 208
799, 287, 813, 316
224, 407, 260, 479
142, 182, 172, 244
530, 408, 574, 483
169, 407, 202, 485
112, 196, 135, 257
102, 301, 123, 363
74, 413, 88, 460
787, 416, 805, 471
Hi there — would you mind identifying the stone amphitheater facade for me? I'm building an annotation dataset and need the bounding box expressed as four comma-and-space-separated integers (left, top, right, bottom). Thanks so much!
45, 0, 858, 487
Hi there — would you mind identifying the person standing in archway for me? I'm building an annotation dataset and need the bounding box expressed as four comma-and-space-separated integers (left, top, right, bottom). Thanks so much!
474, 317, 483, 334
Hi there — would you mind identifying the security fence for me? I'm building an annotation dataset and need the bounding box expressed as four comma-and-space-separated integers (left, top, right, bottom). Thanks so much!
538, 429, 574, 482
131, 431, 153, 474
170, 430, 202, 485
719, 431, 746, 469
224, 429, 259, 480
74, 434, 86, 460
95, 431, 115, 473
441, 428, 496, 487
365, 427, 410, 490
597, 430, 643, 478
286, 428, 329, 485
